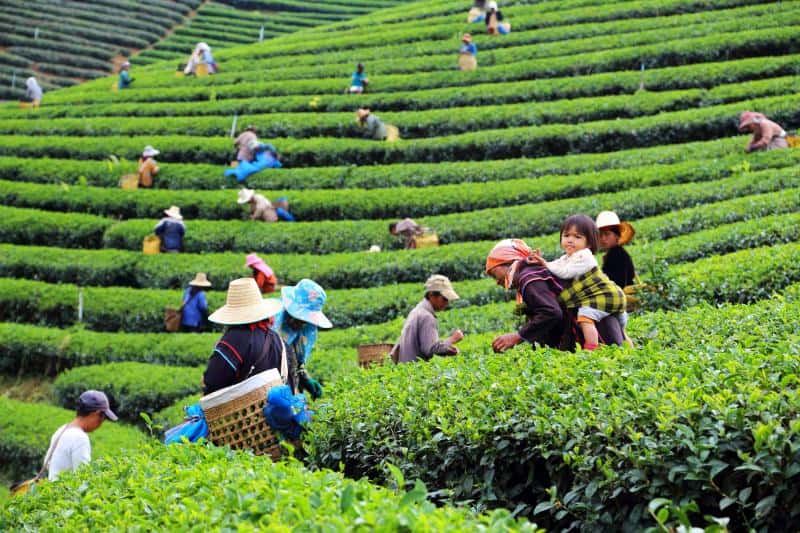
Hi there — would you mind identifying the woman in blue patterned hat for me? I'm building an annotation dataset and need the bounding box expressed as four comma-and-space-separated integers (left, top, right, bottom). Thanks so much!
273, 279, 332, 399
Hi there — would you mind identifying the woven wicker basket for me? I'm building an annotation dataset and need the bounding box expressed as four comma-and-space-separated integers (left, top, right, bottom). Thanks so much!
357, 343, 394, 368
203, 379, 283, 459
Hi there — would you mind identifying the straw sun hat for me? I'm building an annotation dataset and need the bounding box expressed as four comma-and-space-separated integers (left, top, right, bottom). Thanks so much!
164, 205, 182, 220
355, 108, 370, 122
596, 211, 635, 245
189, 272, 212, 288
237, 188, 256, 204
208, 278, 282, 325
142, 145, 160, 157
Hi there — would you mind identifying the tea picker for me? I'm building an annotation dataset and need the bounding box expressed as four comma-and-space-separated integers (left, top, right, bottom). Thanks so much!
738, 111, 792, 152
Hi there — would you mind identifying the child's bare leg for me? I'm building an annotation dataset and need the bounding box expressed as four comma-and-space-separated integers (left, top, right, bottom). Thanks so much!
578, 317, 599, 350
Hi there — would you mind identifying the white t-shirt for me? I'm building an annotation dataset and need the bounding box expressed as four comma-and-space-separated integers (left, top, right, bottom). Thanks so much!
546, 248, 598, 279
45, 424, 91, 481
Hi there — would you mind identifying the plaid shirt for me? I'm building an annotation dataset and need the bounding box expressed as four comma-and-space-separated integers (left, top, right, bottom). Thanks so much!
557, 267, 626, 314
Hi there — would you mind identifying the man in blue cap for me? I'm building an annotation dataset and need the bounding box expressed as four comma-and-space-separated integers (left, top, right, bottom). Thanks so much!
45, 390, 118, 481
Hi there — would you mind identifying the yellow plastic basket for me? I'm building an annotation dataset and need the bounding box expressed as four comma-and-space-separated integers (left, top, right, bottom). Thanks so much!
195, 63, 209, 77
119, 173, 139, 190
142, 235, 161, 255
386, 124, 401, 142
413, 231, 439, 249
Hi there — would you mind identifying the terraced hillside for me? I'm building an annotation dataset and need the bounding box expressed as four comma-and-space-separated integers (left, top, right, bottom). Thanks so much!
2, 0, 800, 530
135, 0, 405, 66
0, 0, 403, 98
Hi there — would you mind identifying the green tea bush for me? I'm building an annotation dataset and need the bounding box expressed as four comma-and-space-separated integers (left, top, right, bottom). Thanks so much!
0, 323, 214, 374
5, 149, 800, 222
306, 340, 800, 529
3, 236, 800, 333
0, 206, 113, 249
0, 443, 541, 532
0, 397, 146, 480
7, 92, 800, 167
18, 54, 799, 120
53, 362, 202, 423
1, 135, 769, 191
98, 168, 800, 254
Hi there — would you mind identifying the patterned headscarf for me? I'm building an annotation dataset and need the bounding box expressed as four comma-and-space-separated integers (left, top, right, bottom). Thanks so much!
485, 239, 532, 274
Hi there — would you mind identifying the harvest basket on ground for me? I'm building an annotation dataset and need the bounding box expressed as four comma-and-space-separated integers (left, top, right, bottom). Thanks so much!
357, 343, 394, 368
200, 369, 283, 459
413, 228, 439, 249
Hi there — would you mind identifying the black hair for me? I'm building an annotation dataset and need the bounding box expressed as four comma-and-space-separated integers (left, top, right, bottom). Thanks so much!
424, 291, 442, 301
357, 63, 364, 71
388, 222, 398, 232
560, 214, 599, 254
599, 225, 622, 238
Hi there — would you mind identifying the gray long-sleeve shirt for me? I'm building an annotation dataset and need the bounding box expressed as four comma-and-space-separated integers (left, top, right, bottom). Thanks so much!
393, 299, 453, 363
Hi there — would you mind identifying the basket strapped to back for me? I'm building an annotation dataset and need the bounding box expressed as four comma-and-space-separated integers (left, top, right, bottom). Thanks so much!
357, 343, 394, 368
787, 134, 800, 148
201, 371, 283, 459
458, 53, 477, 71
196, 63, 209, 77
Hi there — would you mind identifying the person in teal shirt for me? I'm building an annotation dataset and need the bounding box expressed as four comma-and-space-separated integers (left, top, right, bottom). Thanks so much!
348, 63, 369, 94
118, 61, 133, 89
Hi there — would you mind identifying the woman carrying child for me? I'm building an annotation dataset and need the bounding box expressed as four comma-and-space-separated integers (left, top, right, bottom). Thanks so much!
529, 214, 628, 351
485, 238, 624, 353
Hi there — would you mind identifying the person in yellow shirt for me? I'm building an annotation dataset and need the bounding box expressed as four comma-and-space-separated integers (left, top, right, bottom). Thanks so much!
138, 145, 160, 188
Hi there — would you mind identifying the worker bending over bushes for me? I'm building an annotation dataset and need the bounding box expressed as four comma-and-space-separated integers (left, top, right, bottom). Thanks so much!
738, 111, 789, 152
154, 206, 185, 253
391, 275, 464, 363
202, 278, 287, 394
273, 279, 331, 400
485, 238, 624, 353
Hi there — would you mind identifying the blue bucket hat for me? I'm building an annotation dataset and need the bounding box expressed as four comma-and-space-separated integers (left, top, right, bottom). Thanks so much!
281, 279, 332, 329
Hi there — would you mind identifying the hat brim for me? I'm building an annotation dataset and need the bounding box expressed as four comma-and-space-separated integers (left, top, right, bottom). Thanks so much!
238, 191, 255, 204
208, 298, 282, 325
164, 209, 183, 220
618, 221, 635, 246
189, 281, 212, 287
143, 149, 159, 157
441, 288, 460, 301
103, 408, 118, 421
281, 286, 332, 329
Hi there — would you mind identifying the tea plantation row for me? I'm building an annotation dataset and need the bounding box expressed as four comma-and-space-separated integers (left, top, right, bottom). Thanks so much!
1, 186, 797, 290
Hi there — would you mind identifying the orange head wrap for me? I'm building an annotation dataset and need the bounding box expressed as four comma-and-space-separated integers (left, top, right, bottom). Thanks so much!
485, 238, 532, 274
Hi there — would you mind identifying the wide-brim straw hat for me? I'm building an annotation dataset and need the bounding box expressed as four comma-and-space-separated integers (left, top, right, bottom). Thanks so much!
355, 108, 370, 122
189, 272, 212, 288
596, 210, 635, 245
208, 278, 283, 325
281, 280, 332, 329
237, 188, 255, 204
164, 205, 182, 220
142, 145, 160, 157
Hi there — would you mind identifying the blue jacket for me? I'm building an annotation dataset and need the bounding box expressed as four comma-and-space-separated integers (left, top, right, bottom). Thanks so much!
181, 288, 208, 327
154, 218, 185, 252
118, 70, 132, 89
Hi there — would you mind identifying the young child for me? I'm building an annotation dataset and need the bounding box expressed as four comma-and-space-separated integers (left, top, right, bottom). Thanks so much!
530, 214, 627, 351
596, 211, 637, 289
